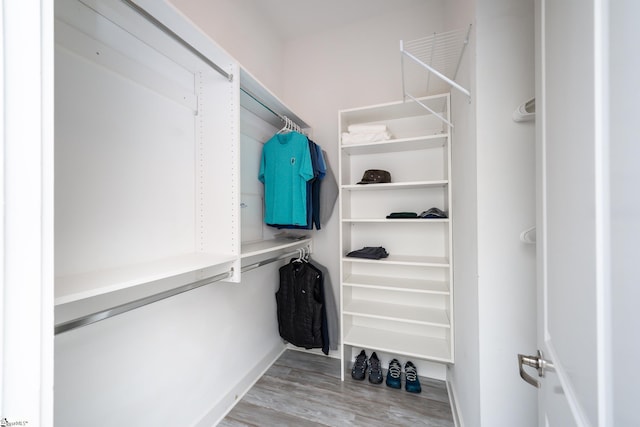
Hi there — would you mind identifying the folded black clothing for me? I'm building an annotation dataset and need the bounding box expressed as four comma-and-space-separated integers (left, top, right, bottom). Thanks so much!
386, 212, 418, 219
346, 246, 389, 260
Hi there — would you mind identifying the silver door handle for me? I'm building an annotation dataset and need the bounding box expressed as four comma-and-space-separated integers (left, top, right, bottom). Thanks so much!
518, 350, 554, 388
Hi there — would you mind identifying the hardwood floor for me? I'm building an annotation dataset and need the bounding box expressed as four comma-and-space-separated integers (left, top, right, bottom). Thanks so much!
219, 350, 454, 427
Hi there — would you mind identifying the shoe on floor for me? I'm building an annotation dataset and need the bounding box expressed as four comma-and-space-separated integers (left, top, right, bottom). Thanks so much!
404, 361, 422, 393
368, 352, 383, 384
351, 350, 367, 380
386, 358, 402, 389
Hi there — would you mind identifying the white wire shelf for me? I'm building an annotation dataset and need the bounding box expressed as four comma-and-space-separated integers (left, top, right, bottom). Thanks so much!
401, 25, 472, 125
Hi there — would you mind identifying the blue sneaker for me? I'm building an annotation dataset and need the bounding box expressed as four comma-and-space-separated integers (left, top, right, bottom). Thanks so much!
386, 358, 402, 389
404, 361, 422, 393
351, 350, 367, 380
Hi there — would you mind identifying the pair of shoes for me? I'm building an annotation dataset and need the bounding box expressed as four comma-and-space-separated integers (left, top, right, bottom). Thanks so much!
351, 350, 383, 384
385, 359, 422, 393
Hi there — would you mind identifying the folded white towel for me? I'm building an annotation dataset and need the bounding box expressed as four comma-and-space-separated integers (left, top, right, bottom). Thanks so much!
347, 124, 388, 134
341, 131, 392, 144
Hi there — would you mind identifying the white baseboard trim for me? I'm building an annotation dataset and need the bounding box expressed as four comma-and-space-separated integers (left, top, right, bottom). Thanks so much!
192, 343, 286, 427
446, 378, 464, 427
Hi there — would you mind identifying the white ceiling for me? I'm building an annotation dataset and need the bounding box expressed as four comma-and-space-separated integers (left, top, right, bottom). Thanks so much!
245, 0, 431, 41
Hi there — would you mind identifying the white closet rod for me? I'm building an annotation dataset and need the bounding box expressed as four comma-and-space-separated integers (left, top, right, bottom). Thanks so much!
241, 86, 305, 133
54, 270, 233, 335
241, 244, 312, 273
120, 0, 233, 81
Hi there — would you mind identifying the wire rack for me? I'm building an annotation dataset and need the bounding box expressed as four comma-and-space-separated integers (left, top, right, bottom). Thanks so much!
401, 25, 472, 105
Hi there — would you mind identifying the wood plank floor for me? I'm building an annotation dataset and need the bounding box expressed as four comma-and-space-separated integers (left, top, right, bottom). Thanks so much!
219, 350, 454, 426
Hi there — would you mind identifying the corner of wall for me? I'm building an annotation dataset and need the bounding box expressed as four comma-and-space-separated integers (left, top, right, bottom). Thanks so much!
194, 343, 286, 427
447, 369, 466, 427
445, 0, 482, 425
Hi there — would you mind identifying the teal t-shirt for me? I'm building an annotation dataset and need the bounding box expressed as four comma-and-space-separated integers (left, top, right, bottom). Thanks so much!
259, 131, 313, 226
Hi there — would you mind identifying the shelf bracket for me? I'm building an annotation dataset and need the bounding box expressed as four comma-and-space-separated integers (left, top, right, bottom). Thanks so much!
405, 93, 454, 128
400, 25, 472, 118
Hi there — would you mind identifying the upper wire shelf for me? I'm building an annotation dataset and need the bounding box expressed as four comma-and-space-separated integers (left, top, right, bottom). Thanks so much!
401, 25, 472, 119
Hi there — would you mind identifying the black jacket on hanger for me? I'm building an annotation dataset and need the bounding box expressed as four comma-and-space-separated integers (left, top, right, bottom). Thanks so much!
276, 258, 326, 353
307, 257, 338, 352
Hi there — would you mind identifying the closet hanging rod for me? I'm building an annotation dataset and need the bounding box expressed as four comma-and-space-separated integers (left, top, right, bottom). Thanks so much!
120, 0, 233, 82
54, 269, 233, 335
241, 244, 311, 273
240, 87, 305, 132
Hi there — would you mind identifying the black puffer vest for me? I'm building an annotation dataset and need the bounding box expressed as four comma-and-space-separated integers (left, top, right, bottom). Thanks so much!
276, 260, 323, 349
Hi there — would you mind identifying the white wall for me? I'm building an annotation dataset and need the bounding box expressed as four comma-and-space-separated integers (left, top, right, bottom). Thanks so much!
474, 0, 537, 425
169, 0, 285, 96
443, 0, 482, 424
444, 0, 537, 425
610, 1, 640, 425
2, 2, 55, 425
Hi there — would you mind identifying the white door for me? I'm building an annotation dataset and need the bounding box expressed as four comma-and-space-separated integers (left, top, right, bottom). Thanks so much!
523, 0, 610, 425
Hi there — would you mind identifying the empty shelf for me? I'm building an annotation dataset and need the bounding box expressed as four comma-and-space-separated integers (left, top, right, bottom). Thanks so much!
343, 325, 451, 362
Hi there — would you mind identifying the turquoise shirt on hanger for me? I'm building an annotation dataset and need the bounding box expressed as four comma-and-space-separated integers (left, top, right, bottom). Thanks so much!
259, 131, 314, 226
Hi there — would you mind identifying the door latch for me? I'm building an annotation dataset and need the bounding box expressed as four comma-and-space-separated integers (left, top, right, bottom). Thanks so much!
518, 350, 554, 388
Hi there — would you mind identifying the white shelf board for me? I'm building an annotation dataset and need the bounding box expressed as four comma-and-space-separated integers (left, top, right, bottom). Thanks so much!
342, 254, 449, 267
344, 299, 450, 327
241, 238, 312, 259
342, 218, 449, 224
343, 325, 451, 362
343, 274, 449, 294
341, 180, 448, 191
55, 252, 236, 305
340, 134, 447, 155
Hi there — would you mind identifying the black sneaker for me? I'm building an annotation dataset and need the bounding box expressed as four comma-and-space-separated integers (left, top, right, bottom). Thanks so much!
368, 352, 383, 384
404, 361, 422, 393
386, 358, 402, 389
351, 350, 367, 380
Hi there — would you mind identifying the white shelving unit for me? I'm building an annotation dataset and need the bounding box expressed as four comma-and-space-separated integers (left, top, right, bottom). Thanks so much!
54, 0, 240, 307
338, 93, 454, 378
53, 0, 316, 332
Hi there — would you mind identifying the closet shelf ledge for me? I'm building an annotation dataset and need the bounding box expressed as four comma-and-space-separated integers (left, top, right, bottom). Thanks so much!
55, 252, 236, 305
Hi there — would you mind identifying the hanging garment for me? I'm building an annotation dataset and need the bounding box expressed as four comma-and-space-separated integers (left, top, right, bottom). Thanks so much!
304, 261, 329, 354
310, 143, 326, 229
276, 258, 327, 353
269, 139, 326, 230
306, 257, 339, 352
259, 131, 313, 226
319, 149, 338, 225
